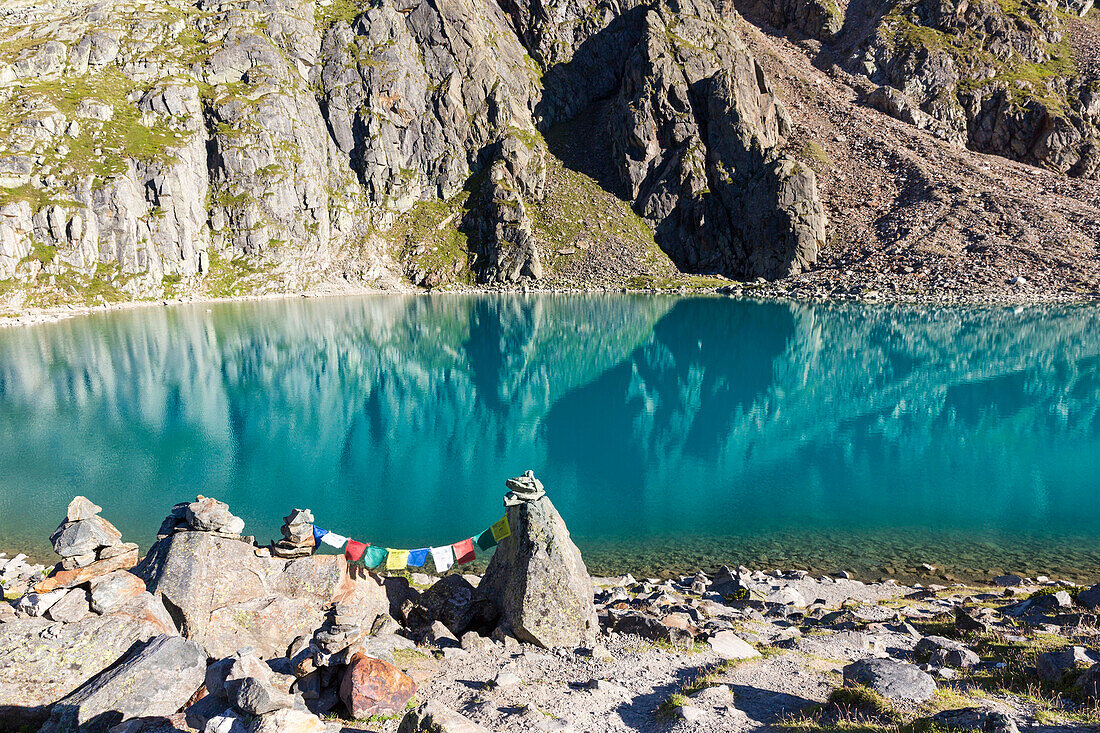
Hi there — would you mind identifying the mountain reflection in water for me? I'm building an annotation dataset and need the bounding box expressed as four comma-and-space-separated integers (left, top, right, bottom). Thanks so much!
1, 295, 1098, 579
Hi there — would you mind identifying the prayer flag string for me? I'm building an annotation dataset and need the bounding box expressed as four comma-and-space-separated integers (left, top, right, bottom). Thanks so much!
311, 514, 511, 573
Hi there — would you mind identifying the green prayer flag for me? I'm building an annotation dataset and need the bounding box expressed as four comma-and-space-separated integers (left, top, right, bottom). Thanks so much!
362, 545, 387, 568
475, 528, 498, 551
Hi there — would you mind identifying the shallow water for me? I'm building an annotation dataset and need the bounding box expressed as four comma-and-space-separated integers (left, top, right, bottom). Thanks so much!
1, 295, 1099, 581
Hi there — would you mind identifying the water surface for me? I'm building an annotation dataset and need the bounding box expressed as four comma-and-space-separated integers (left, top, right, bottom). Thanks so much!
1, 295, 1099, 581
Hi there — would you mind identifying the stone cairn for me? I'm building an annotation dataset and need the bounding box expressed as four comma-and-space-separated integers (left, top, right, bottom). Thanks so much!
49, 496, 136, 571
271, 508, 315, 559
30, 496, 141, 597
157, 495, 246, 539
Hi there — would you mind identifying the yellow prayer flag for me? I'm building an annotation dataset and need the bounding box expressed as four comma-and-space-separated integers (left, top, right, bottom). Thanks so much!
491, 515, 511, 542
386, 549, 409, 570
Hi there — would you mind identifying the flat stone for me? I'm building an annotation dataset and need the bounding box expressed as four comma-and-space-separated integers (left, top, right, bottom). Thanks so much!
14, 589, 68, 617
398, 700, 493, 732
915, 636, 980, 668
225, 652, 294, 715
708, 631, 761, 660
90, 570, 147, 614
35, 547, 139, 593
250, 709, 325, 733
185, 497, 245, 535
843, 658, 937, 703
992, 575, 1024, 587
45, 587, 92, 623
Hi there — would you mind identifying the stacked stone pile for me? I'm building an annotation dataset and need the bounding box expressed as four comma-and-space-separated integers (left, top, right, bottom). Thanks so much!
0, 551, 47, 600
157, 496, 246, 539
271, 508, 315, 559
35, 497, 139, 594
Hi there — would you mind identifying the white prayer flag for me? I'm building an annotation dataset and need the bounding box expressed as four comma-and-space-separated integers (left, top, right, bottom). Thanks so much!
430, 545, 454, 572
321, 532, 348, 548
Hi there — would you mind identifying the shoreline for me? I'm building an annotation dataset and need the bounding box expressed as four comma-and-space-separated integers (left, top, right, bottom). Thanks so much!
2, 280, 1099, 331
3, 493, 1099, 732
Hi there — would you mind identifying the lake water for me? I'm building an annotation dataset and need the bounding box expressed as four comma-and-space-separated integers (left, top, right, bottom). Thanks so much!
1, 295, 1099, 582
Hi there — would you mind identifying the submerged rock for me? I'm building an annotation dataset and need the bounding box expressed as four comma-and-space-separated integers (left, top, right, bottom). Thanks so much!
478, 473, 598, 649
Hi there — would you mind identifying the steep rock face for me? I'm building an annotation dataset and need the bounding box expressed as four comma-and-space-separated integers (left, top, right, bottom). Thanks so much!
318, 0, 540, 214
852, 0, 1100, 177
531, 0, 825, 277
0, 0, 826, 292
738, 0, 843, 42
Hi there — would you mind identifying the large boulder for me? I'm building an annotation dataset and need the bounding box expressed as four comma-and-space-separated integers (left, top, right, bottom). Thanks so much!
477, 477, 598, 649
1077, 583, 1100, 610
915, 635, 980, 668
0, 609, 178, 727
413, 575, 477, 635
39, 634, 206, 733
1036, 646, 1100, 682
135, 530, 386, 657
843, 658, 937, 703
339, 652, 416, 719
398, 701, 493, 733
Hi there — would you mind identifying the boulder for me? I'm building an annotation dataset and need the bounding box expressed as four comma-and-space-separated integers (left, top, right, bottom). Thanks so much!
398, 701, 493, 732
915, 636, 980, 668
249, 709, 325, 733
415, 575, 477, 635
1077, 662, 1100, 699
135, 530, 386, 657
1078, 583, 1100, 610
35, 545, 139, 593
954, 606, 990, 633
339, 652, 416, 718
843, 658, 937, 703
707, 631, 761, 660
45, 587, 93, 623
39, 635, 206, 733
14, 588, 67, 617
1036, 646, 1100, 682
90, 570, 147, 614
477, 477, 598, 649
225, 652, 294, 715
50, 516, 123, 558
611, 612, 694, 645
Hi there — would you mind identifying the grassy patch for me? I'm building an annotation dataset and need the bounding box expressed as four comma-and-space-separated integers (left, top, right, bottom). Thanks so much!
655, 659, 744, 719
387, 191, 475, 288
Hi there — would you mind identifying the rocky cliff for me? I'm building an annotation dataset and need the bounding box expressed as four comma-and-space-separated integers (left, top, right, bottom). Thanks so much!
1, 0, 1098, 307
0, 0, 827, 305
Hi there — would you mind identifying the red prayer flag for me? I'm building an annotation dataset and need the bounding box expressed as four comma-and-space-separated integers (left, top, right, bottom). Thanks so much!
345, 540, 367, 562
452, 537, 475, 565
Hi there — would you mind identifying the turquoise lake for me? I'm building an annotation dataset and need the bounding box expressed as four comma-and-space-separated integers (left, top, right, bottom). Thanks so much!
1, 295, 1099, 581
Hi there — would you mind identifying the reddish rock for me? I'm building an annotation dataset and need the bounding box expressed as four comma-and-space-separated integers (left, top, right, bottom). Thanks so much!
339, 653, 416, 719
35, 547, 139, 593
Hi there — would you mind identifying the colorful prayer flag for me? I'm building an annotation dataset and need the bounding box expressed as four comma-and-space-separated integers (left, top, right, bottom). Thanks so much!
452, 538, 475, 564
386, 549, 409, 570
430, 545, 454, 572
475, 528, 497, 551
321, 532, 348, 549
490, 515, 511, 542
362, 546, 387, 568
345, 540, 367, 562
407, 548, 429, 568
312, 526, 329, 544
